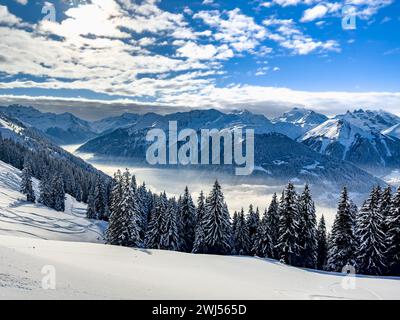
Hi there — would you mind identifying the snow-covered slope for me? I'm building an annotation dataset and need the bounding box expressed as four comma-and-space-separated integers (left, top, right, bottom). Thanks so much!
337, 109, 400, 133
0, 160, 105, 242
0, 112, 25, 141
1, 235, 399, 299
382, 123, 400, 139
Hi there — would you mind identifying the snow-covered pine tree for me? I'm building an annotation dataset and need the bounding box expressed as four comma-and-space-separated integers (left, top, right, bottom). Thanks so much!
356, 187, 386, 275
246, 204, 260, 254
253, 207, 274, 258
160, 198, 181, 251
38, 170, 54, 208
145, 193, 168, 249
380, 186, 392, 236
316, 215, 328, 270
326, 187, 357, 272
131, 174, 137, 193
232, 211, 239, 234
86, 186, 97, 219
298, 184, 318, 268
20, 160, 35, 202
387, 187, 400, 276
94, 176, 106, 220
119, 169, 142, 247
277, 182, 301, 265
265, 193, 280, 259
202, 181, 232, 255
233, 208, 251, 255
51, 173, 65, 212
106, 169, 142, 247
137, 183, 151, 240
110, 170, 122, 215
192, 191, 207, 253
106, 172, 123, 244
75, 184, 83, 202
179, 186, 196, 252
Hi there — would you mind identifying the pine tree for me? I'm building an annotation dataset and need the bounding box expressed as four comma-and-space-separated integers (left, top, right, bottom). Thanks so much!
86, 186, 97, 219
387, 187, 400, 275
137, 183, 150, 239
193, 191, 207, 253
51, 173, 65, 212
145, 193, 168, 249
265, 193, 280, 259
298, 184, 318, 268
232, 211, 239, 235
179, 186, 196, 252
253, 208, 274, 258
94, 176, 106, 220
75, 184, 83, 202
160, 198, 181, 251
233, 209, 250, 255
39, 170, 54, 208
110, 170, 123, 214
20, 161, 35, 202
246, 204, 260, 254
202, 181, 232, 255
380, 186, 392, 246
326, 187, 357, 272
277, 182, 301, 265
106, 170, 142, 247
316, 215, 328, 270
356, 187, 386, 275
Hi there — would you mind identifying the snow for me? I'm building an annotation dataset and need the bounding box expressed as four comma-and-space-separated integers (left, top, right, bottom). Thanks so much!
382, 123, 400, 139
0, 160, 399, 299
1, 235, 399, 299
383, 169, 400, 186
0, 118, 23, 134
254, 166, 272, 175
0, 160, 106, 242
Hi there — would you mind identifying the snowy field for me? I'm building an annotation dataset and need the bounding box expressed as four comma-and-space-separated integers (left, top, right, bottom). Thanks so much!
1, 235, 400, 299
0, 159, 399, 299
0, 161, 106, 242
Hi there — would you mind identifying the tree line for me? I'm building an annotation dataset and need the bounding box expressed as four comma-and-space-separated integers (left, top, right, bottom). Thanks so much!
103, 169, 400, 277
0, 132, 111, 212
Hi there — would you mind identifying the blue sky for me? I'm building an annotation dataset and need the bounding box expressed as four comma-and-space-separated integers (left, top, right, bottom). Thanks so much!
0, 0, 399, 118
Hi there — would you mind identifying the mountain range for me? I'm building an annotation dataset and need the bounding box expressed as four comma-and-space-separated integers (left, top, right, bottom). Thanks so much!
1, 104, 399, 190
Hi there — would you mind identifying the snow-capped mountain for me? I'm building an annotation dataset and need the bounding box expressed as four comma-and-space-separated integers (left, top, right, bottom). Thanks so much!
272, 107, 328, 139
0, 105, 97, 144
0, 111, 108, 182
91, 112, 141, 134
337, 109, 400, 133
300, 109, 400, 172
93, 109, 275, 135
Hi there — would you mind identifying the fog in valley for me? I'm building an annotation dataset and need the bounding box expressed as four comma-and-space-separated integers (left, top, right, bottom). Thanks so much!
63, 144, 338, 229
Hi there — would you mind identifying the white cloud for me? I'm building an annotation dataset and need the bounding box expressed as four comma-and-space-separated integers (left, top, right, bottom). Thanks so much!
177, 42, 218, 60
194, 9, 267, 53
14, 0, 28, 5
301, 4, 329, 22
0, 5, 26, 26
263, 18, 340, 55
301, 3, 341, 22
